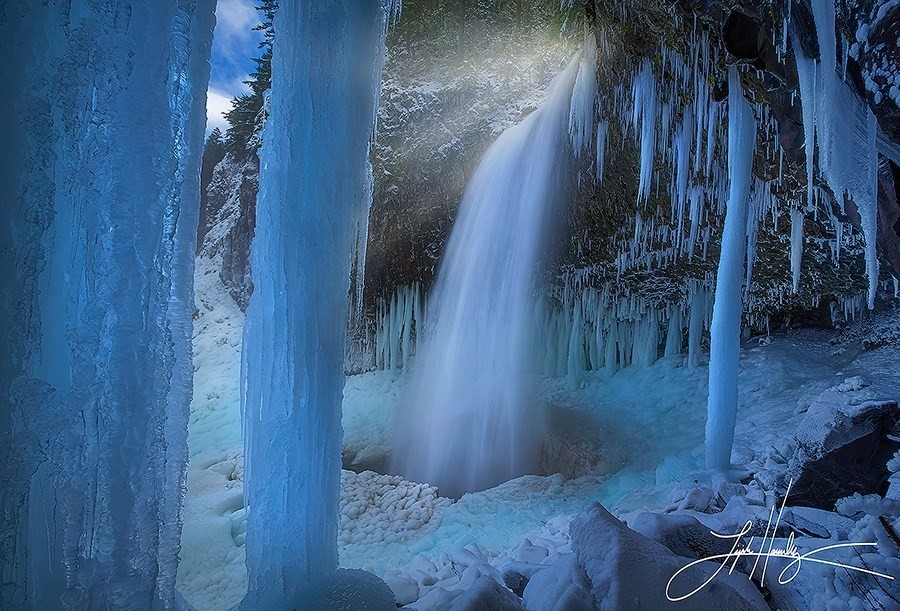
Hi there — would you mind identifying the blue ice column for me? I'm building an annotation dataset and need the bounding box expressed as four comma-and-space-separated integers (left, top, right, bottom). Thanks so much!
240, 1, 396, 607
705, 68, 757, 472
0, 2, 214, 608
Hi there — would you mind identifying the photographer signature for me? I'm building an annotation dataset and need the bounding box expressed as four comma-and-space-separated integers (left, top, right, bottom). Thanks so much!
666, 478, 895, 602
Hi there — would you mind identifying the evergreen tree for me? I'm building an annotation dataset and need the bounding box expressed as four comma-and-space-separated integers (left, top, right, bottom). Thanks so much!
223, 1, 277, 153
197, 128, 227, 249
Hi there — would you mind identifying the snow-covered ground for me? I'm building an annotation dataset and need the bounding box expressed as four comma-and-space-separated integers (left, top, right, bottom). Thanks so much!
177, 259, 900, 609
177, 256, 247, 610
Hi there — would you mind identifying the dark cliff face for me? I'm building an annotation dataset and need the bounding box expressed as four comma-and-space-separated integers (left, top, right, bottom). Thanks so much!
199, 147, 258, 311
364, 0, 898, 330
365, 9, 576, 305
201, 0, 900, 330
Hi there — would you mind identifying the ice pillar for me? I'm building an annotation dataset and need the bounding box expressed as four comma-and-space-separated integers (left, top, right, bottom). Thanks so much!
0, 1, 215, 608
705, 68, 757, 472
240, 1, 395, 607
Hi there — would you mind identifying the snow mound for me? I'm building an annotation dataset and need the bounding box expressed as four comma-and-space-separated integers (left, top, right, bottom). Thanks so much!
339, 470, 456, 578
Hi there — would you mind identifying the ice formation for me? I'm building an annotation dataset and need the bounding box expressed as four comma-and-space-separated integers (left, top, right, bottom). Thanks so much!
705, 67, 757, 472
569, 33, 598, 156
391, 43, 589, 497
0, 1, 215, 608
793, 2, 880, 308
790, 208, 805, 293
240, 0, 398, 606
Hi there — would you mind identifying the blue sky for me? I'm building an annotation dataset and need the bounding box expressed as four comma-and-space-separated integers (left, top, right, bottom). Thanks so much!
207, 0, 264, 135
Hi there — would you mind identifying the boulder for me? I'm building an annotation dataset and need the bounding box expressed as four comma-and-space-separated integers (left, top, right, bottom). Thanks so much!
628, 511, 735, 561
570, 503, 768, 610
790, 400, 900, 509
448, 575, 523, 611
291, 568, 395, 611
521, 554, 593, 611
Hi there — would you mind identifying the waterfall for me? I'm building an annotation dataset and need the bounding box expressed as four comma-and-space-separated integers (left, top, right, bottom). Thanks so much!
392, 42, 593, 497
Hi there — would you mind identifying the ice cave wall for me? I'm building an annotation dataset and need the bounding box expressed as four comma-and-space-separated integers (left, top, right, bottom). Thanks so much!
0, 1, 215, 608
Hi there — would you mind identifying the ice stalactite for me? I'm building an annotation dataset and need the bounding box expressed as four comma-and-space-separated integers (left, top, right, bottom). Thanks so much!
790, 208, 805, 293
633, 60, 658, 204
392, 43, 586, 498
706, 67, 757, 472
595, 120, 609, 182
241, 1, 397, 607
0, 1, 214, 608
793, 1, 880, 308
374, 283, 425, 373
688, 282, 711, 368
569, 32, 598, 156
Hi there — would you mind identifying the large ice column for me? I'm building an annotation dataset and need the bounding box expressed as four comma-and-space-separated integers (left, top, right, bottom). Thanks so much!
240, 1, 396, 607
0, 1, 214, 609
705, 68, 757, 472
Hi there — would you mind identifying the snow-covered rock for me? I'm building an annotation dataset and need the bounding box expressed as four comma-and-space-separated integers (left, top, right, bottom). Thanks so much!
447, 575, 523, 611
569, 502, 768, 610
521, 554, 593, 611
790, 398, 900, 508
628, 512, 735, 561
292, 568, 395, 611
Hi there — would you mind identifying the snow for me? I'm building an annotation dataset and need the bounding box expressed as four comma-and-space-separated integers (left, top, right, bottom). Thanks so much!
706, 67, 757, 472
291, 568, 397, 610
183, 243, 900, 609
0, 2, 215, 607
177, 256, 247, 610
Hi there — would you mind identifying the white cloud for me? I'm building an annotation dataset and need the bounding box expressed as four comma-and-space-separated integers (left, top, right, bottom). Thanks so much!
206, 0, 262, 135
212, 0, 260, 68
206, 88, 233, 135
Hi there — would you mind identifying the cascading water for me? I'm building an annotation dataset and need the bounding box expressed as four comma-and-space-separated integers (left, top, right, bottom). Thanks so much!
392, 40, 595, 497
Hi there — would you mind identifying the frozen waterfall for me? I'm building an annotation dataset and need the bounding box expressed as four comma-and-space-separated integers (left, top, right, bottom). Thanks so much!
705, 67, 757, 472
392, 44, 592, 497
0, 1, 215, 608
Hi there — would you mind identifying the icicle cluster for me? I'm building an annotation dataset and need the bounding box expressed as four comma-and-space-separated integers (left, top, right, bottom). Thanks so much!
531, 273, 713, 389
605, 31, 731, 279
374, 283, 425, 372
793, 2, 880, 308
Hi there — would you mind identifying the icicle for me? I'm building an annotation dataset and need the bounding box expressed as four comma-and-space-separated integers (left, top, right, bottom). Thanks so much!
790, 207, 804, 292
744, 181, 762, 294
566, 299, 585, 389
605, 319, 619, 374
706, 67, 756, 472
794, 3, 880, 308
687, 284, 706, 368
664, 307, 683, 357
569, 32, 598, 156
634, 60, 658, 203
595, 120, 608, 182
